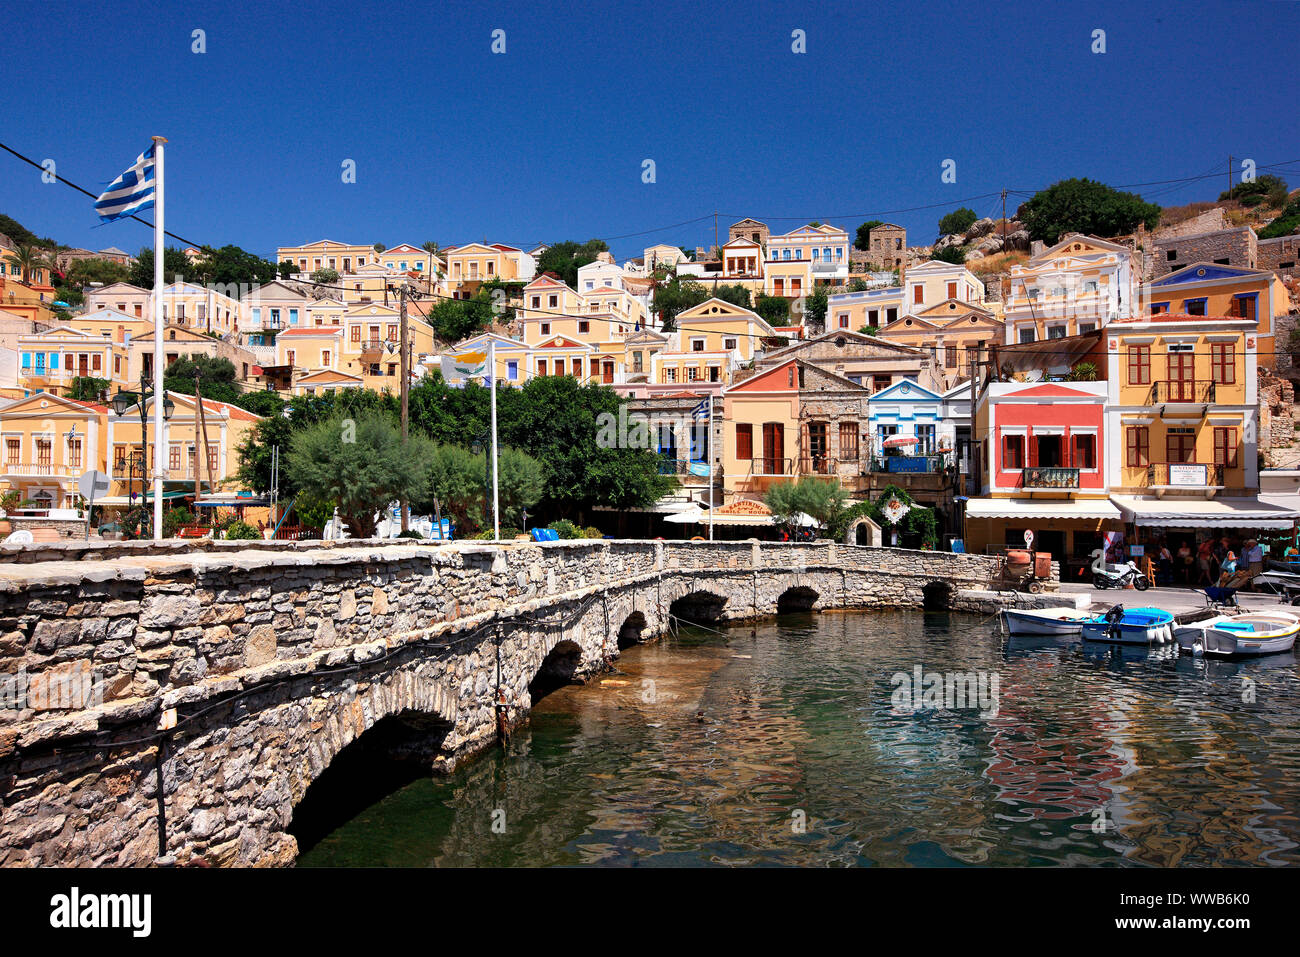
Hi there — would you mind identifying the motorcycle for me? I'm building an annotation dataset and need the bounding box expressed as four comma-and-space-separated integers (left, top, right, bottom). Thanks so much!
1093, 560, 1150, 591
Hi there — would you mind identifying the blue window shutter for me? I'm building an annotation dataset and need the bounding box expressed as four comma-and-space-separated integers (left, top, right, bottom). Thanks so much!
50, 353, 59, 370
21, 352, 30, 369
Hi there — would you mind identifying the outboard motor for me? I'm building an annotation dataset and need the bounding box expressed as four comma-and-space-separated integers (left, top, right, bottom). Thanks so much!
1104, 603, 1125, 642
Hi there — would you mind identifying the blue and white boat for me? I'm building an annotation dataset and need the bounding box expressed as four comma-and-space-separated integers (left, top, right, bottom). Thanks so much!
1174, 610, 1300, 658
1081, 605, 1175, 645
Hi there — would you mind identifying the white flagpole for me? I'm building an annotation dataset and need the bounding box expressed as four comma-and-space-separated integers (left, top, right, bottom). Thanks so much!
490, 338, 500, 543
708, 396, 714, 542
151, 136, 167, 541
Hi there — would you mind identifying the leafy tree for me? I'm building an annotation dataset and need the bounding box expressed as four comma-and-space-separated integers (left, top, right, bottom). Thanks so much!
233, 389, 286, 418
847, 278, 870, 292
712, 283, 752, 308
652, 277, 709, 329
193, 245, 277, 288
130, 246, 195, 288
287, 413, 432, 538
1017, 178, 1161, 245
799, 284, 830, 330
64, 257, 130, 287
163, 355, 241, 404
1259, 196, 1300, 239
754, 293, 791, 326
310, 267, 339, 284
428, 289, 498, 343
1219, 174, 1288, 208
5, 243, 47, 284
278, 260, 296, 279
854, 220, 884, 251
68, 376, 110, 402
535, 239, 608, 288
931, 245, 967, 265
418, 444, 544, 532
938, 207, 978, 237
421, 240, 440, 256
764, 477, 848, 534
373, 243, 386, 252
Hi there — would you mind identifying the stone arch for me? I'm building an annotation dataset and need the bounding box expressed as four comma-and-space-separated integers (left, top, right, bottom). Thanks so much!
529, 638, 583, 702
668, 590, 727, 626
282, 666, 459, 860
617, 611, 648, 650
921, 580, 954, 611
776, 585, 819, 613
845, 515, 882, 546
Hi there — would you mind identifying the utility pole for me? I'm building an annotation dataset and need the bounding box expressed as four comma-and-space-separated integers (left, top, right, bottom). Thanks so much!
714, 211, 719, 260
396, 282, 411, 532
1001, 188, 1007, 255
194, 372, 214, 505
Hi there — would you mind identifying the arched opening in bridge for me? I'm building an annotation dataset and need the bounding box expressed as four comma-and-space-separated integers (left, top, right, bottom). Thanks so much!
617, 611, 648, 650
288, 709, 453, 857
777, 586, 819, 614
529, 639, 583, 702
922, 580, 954, 611
669, 591, 727, 627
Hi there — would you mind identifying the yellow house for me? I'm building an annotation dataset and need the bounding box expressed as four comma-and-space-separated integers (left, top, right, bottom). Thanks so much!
767, 223, 851, 286
276, 326, 343, 377
872, 300, 1004, 388
16, 324, 126, 398
720, 358, 801, 501
1104, 314, 1256, 497
519, 274, 637, 384
642, 244, 687, 272
651, 298, 776, 391
825, 285, 906, 331
0, 392, 109, 508
127, 325, 259, 385
1140, 262, 1289, 369
0, 251, 57, 325
901, 260, 987, 312
105, 392, 262, 501
339, 304, 437, 391
380, 243, 442, 278
291, 369, 364, 397
443, 243, 536, 299
1004, 234, 1139, 344
83, 282, 241, 336
276, 240, 380, 277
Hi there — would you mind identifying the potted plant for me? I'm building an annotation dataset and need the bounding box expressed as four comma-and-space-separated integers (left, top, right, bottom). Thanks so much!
0, 489, 22, 537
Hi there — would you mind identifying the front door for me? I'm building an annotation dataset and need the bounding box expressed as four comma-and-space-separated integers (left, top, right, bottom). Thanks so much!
1169, 350, 1195, 400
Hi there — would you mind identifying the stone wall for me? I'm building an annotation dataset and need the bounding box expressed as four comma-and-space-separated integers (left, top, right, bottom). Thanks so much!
1150, 226, 1257, 278
1258, 235, 1300, 277
1259, 373, 1296, 459
0, 539, 1008, 867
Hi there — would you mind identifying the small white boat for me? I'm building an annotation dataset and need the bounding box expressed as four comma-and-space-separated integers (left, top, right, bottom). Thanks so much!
1175, 611, 1300, 658
1000, 606, 1093, 636
1081, 606, 1175, 645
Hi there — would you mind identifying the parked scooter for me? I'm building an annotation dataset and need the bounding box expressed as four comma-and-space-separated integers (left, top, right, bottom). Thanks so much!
1091, 554, 1151, 591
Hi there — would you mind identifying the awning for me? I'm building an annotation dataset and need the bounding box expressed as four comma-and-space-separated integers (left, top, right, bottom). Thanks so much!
193, 495, 270, 508
1110, 495, 1300, 530
95, 491, 193, 506
964, 498, 1121, 521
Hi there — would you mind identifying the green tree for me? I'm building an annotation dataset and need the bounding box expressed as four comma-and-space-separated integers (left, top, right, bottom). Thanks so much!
754, 293, 791, 326
799, 284, 830, 330
428, 289, 498, 343
1017, 178, 1161, 245
68, 377, 110, 402
64, 257, 130, 288
421, 443, 483, 531
1259, 196, 1300, 239
1219, 174, 1289, 208
855, 220, 884, 251
233, 389, 286, 418
6, 243, 47, 284
130, 246, 194, 288
0, 214, 58, 248
764, 477, 848, 534
309, 267, 339, 284
931, 245, 967, 265
712, 283, 752, 309
535, 239, 609, 288
287, 413, 432, 538
652, 277, 709, 329
163, 355, 241, 404
193, 244, 277, 288
938, 207, 978, 237
278, 260, 296, 279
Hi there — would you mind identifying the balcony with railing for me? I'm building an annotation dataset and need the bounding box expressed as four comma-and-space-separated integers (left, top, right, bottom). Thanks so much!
1021, 466, 1081, 490
748, 456, 793, 477
1, 461, 78, 478
869, 453, 945, 474
1150, 379, 1215, 406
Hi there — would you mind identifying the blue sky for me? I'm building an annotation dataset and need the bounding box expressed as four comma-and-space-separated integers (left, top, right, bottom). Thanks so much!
3, 0, 1297, 263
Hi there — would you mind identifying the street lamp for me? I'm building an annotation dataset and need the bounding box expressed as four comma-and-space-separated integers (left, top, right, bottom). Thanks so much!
110, 374, 174, 534
470, 431, 494, 534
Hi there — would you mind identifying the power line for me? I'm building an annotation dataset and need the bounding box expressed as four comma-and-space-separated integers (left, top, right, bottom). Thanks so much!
0, 140, 203, 249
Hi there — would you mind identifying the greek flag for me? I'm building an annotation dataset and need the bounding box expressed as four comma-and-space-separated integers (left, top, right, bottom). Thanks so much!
691, 397, 710, 420
94, 144, 156, 222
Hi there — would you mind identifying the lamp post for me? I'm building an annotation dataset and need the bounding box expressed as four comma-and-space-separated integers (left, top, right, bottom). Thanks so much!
111, 373, 174, 537
470, 431, 494, 535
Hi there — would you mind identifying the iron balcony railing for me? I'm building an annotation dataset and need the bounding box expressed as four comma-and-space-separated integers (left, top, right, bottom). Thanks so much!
799, 454, 846, 475
1021, 466, 1081, 489
869, 454, 945, 474
749, 456, 794, 477
1146, 462, 1226, 488
1151, 379, 1216, 404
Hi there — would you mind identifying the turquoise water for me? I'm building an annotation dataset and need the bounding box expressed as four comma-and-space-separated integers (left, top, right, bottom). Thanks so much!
296, 611, 1300, 867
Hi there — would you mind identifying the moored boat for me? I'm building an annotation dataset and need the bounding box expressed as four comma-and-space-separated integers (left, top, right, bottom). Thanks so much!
1081, 605, 1175, 645
1175, 612, 1300, 658
1000, 606, 1093, 636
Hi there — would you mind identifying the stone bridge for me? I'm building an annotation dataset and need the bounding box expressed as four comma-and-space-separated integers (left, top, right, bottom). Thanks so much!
0, 538, 1006, 867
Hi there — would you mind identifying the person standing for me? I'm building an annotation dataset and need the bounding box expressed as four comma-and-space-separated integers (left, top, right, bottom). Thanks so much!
1197, 538, 1215, 586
